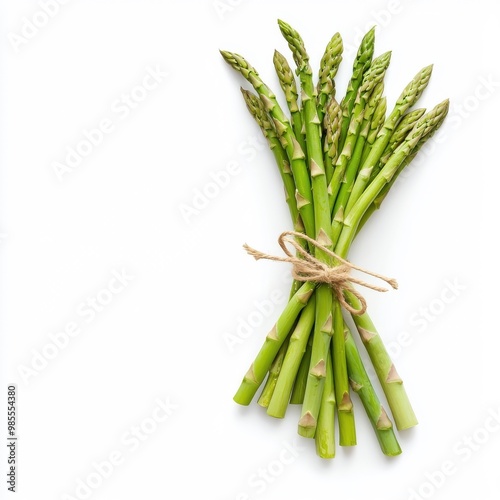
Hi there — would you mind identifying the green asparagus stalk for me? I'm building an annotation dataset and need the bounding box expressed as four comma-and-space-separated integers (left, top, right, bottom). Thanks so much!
317, 32, 343, 123
344, 322, 401, 455
345, 65, 434, 216
220, 50, 315, 238
233, 281, 315, 406
359, 105, 447, 230
370, 107, 426, 183
290, 334, 312, 404
273, 50, 307, 153
258, 334, 291, 407
339, 27, 375, 151
240, 87, 306, 297
328, 52, 392, 213
225, 22, 449, 457
336, 100, 449, 430
240, 88, 303, 233
277, 19, 335, 439
331, 81, 385, 244
336, 99, 449, 256
267, 296, 316, 417
356, 108, 426, 234
346, 291, 416, 431
328, 105, 365, 213
333, 300, 356, 445
315, 353, 336, 458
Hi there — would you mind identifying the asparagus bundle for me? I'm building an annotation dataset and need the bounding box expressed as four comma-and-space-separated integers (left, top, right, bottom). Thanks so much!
221, 20, 448, 459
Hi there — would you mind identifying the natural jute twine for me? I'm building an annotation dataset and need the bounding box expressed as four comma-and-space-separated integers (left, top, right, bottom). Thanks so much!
243, 231, 398, 316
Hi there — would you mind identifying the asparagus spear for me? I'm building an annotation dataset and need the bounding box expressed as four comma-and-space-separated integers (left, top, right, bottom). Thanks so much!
331, 81, 385, 244
336, 99, 450, 256
277, 19, 336, 439
317, 32, 343, 124
344, 322, 401, 455
338, 27, 375, 151
359, 105, 447, 231
345, 65, 434, 216
337, 100, 449, 429
289, 334, 312, 404
267, 295, 316, 417
333, 300, 356, 445
369, 107, 426, 183
328, 52, 392, 213
220, 50, 315, 238
356, 107, 426, 234
233, 282, 315, 406
360, 95, 387, 166
240, 87, 306, 297
273, 50, 307, 153
240, 89, 302, 234
323, 96, 342, 186
315, 352, 336, 458
346, 291, 417, 431
258, 334, 291, 407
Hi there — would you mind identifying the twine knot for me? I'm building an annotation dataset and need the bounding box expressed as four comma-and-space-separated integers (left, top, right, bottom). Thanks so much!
243, 231, 398, 315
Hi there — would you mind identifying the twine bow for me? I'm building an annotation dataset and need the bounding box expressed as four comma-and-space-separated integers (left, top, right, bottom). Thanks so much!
243, 231, 398, 315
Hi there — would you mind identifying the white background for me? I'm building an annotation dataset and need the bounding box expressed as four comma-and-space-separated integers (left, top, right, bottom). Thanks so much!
1, 1, 500, 499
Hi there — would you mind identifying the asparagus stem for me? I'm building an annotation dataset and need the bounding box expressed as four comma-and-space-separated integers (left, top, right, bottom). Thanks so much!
328, 52, 392, 214
331, 81, 385, 244
336, 99, 450, 257
233, 282, 315, 406
369, 107, 426, 183
357, 105, 447, 233
344, 322, 402, 455
258, 334, 291, 408
299, 286, 333, 438
267, 295, 316, 417
240, 89, 303, 234
273, 50, 307, 154
331, 101, 448, 429
339, 27, 375, 151
220, 50, 315, 238
240, 88, 306, 297
315, 352, 336, 458
345, 65, 434, 216
290, 334, 313, 404
277, 19, 335, 439
345, 290, 417, 431
328, 102, 365, 213
333, 300, 356, 445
